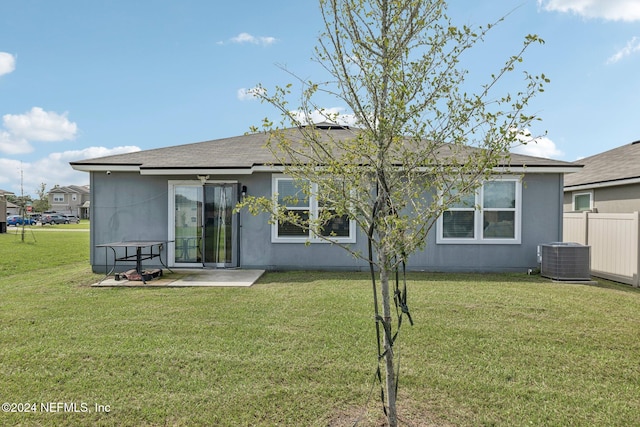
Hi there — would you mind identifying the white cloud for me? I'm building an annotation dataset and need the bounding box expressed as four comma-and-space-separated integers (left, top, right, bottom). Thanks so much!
538, 0, 640, 21
228, 32, 278, 46
0, 158, 21, 185
3, 107, 78, 142
290, 107, 359, 127
0, 107, 78, 155
606, 36, 640, 63
62, 145, 141, 161
0, 52, 16, 77
237, 86, 266, 101
0, 145, 140, 197
0, 131, 32, 155
511, 130, 564, 159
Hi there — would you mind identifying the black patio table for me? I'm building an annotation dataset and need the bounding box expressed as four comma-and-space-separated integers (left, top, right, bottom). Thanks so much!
96, 241, 173, 283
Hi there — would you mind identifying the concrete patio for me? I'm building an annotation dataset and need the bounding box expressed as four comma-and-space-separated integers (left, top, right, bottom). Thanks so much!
91, 268, 265, 287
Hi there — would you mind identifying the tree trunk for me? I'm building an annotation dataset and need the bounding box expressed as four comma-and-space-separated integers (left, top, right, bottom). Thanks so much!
379, 253, 398, 427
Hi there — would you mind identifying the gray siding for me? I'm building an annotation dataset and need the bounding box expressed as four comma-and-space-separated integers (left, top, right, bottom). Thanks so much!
90, 172, 170, 272
594, 184, 640, 212
89, 171, 564, 274
563, 192, 573, 212
565, 183, 640, 213
238, 174, 370, 270
410, 174, 563, 272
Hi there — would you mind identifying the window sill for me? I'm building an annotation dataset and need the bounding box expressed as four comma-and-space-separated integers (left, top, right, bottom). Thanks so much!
271, 237, 356, 244
436, 238, 521, 245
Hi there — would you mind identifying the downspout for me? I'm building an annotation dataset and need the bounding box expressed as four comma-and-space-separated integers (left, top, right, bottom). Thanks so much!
237, 183, 242, 268
559, 173, 565, 242
89, 172, 97, 272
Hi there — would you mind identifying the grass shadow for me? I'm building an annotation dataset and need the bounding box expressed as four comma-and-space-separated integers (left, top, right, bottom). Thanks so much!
255, 270, 640, 294
256, 270, 547, 285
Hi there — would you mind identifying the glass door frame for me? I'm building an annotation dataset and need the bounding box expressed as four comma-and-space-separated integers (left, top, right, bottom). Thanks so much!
168, 180, 239, 268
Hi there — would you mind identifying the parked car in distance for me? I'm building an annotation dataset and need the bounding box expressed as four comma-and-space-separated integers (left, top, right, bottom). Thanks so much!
63, 214, 80, 223
41, 214, 70, 225
6, 215, 37, 226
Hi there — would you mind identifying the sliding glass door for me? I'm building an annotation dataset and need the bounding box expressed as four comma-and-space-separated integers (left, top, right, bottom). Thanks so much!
204, 184, 236, 267
172, 182, 238, 267
174, 185, 202, 264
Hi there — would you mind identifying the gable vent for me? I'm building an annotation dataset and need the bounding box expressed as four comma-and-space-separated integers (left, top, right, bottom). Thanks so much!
540, 242, 591, 281
305, 122, 349, 130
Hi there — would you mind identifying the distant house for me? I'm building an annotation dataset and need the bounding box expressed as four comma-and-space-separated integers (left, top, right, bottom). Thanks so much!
70, 125, 581, 274
1, 190, 14, 233
5, 201, 20, 216
563, 141, 640, 286
1, 190, 16, 216
48, 185, 90, 218
564, 140, 640, 213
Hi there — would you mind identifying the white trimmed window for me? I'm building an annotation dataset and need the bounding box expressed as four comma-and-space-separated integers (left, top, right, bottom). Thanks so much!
272, 175, 356, 243
275, 178, 310, 238
437, 178, 521, 244
53, 194, 64, 203
573, 192, 592, 211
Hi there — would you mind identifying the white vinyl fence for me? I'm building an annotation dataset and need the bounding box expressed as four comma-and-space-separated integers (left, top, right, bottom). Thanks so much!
563, 212, 640, 287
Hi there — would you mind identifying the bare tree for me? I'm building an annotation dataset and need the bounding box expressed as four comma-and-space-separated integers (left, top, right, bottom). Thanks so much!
240, 1, 546, 424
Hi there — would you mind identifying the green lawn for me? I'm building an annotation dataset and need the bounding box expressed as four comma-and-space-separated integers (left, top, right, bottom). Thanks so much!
35, 220, 91, 230
0, 230, 639, 426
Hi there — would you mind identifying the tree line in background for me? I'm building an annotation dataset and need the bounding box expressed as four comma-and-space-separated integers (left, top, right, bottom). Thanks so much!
4, 183, 50, 215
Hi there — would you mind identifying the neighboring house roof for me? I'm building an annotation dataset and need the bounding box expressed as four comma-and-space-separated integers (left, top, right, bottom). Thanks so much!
70, 124, 580, 175
50, 185, 90, 194
564, 140, 640, 190
0, 189, 15, 197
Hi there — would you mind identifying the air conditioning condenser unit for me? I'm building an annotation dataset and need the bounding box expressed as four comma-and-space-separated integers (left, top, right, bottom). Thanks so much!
539, 242, 591, 281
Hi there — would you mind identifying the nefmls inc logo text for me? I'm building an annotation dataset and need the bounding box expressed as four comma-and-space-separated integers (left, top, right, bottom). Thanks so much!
2, 401, 111, 413
42, 402, 110, 413
42, 402, 90, 413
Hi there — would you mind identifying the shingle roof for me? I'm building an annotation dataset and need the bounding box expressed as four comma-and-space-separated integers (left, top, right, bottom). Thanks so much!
70, 131, 279, 169
49, 185, 90, 194
564, 141, 640, 188
70, 125, 578, 172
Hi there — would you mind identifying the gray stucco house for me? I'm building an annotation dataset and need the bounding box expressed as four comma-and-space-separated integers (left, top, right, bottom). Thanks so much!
564, 140, 640, 213
70, 125, 580, 274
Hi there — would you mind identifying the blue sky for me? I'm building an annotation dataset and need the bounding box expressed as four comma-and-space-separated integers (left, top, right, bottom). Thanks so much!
1, 0, 640, 198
